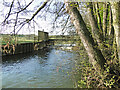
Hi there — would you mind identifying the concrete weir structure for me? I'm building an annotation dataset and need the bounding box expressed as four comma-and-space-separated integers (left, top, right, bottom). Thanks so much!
38, 30, 49, 41
1, 31, 51, 56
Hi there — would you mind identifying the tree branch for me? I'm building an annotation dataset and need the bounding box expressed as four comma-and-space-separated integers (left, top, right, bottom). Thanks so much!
13, 13, 19, 35
27, 0, 50, 23
3, 0, 15, 23
61, 15, 70, 31
16, 0, 34, 13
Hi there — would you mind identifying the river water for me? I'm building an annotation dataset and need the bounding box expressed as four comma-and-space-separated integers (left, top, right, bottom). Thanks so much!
2, 46, 80, 88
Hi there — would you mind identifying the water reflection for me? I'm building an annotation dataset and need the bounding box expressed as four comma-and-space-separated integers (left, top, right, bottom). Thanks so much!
2, 47, 78, 88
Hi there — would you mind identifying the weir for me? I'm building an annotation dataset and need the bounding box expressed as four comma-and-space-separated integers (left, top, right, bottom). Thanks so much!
1, 30, 79, 56
1, 31, 53, 56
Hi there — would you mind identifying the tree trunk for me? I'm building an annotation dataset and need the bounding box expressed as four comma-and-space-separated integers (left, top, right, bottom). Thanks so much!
65, 1, 106, 72
108, 5, 113, 36
95, 3, 103, 32
108, 5, 114, 46
87, 2, 104, 49
92, 3, 97, 23
103, 3, 109, 37
110, 2, 120, 61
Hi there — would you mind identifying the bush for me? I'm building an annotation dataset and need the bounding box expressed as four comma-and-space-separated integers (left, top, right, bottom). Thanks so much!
76, 57, 120, 88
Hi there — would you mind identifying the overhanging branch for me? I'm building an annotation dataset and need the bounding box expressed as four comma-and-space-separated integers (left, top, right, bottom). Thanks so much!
27, 0, 50, 23
3, 0, 15, 23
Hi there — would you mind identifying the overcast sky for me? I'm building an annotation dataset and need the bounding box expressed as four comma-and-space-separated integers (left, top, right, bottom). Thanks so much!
0, 0, 68, 35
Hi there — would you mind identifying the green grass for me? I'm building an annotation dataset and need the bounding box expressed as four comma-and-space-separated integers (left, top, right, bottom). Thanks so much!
0, 34, 37, 45
1, 34, 80, 45
1, 40, 35, 45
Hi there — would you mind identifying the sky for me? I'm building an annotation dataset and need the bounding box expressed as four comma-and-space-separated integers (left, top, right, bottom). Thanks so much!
0, 0, 69, 35
1, 0, 118, 35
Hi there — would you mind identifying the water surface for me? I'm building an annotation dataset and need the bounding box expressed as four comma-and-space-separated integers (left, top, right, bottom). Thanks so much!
2, 47, 79, 88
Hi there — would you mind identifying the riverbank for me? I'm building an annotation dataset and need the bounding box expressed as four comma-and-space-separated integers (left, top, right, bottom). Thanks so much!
1, 40, 53, 56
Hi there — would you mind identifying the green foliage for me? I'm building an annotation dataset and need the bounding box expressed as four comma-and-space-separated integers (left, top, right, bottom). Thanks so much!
76, 58, 120, 88
70, 2, 120, 88
69, 2, 79, 7
75, 38, 120, 88
75, 54, 120, 88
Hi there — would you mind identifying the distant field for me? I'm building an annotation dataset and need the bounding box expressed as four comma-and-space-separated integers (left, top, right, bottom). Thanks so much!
49, 35, 80, 39
1, 40, 35, 45
0, 34, 80, 45
0, 34, 38, 45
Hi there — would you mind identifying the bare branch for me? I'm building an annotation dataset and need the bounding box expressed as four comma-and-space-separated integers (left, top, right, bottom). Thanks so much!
13, 13, 19, 35
33, 20, 41, 28
3, 0, 15, 23
16, 0, 34, 13
61, 16, 70, 32
15, 22, 26, 34
27, 0, 50, 23
54, 4, 65, 22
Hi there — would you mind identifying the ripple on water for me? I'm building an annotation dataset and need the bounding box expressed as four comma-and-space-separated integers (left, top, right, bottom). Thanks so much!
2, 48, 76, 88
